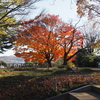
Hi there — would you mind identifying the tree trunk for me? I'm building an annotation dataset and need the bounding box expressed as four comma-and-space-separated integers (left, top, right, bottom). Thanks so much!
45, 53, 52, 68
47, 60, 52, 68
63, 52, 67, 65
63, 49, 83, 66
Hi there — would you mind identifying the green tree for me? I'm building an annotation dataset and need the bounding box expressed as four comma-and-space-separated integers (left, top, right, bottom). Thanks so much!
75, 48, 98, 67
0, 0, 42, 53
0, 61, 7, 67
0, 34, 14, 53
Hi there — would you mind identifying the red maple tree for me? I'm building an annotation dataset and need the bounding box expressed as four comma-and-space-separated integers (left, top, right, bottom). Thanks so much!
58, 24, 84, 65
13, 14, 64, 67
13, 14, 83, 67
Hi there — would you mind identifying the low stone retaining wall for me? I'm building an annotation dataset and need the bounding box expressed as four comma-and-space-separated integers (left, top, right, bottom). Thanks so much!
45, 85, 99, 100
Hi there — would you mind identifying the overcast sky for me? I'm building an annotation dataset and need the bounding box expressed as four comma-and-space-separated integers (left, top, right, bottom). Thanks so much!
1, 0, 87, 56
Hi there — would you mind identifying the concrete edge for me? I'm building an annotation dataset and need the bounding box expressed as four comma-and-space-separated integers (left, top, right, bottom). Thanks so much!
45, 85, 91, 100
92, 85, 100, 95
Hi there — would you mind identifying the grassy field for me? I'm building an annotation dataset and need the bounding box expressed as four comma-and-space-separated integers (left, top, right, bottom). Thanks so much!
0, 67, 100, 77
0, 67, 100, 100
0, 67, 67, 77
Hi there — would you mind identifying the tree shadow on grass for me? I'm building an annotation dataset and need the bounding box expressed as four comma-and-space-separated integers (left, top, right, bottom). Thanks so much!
0, 75, 33, 88
0, 75, 37, 100
51, 69, 67, 75
14, 67, 36, 71
77, 68, 99, 74
14, 67, 54, 73
51, 68, 99, 76
0, 74, 56, 100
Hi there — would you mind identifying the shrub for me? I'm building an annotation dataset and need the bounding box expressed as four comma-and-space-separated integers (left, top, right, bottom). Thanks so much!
67, 61, 76, 68
66, 67, 73, 71
58, 65, 66, 68
75, 48, 99, 67
53, 60, 63, 67
81, 68, 94, 72
0, 61, 7, 67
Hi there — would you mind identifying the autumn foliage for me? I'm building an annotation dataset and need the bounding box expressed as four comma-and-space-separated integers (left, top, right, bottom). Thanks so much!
58, 24, 83, 65
92, 40, 100, 47
76, 0, 100, 20
13, 14, 83, 67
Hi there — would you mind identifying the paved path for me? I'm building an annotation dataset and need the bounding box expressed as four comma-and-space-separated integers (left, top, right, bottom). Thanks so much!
46, 85, 100, 100
69, 92, 100, 100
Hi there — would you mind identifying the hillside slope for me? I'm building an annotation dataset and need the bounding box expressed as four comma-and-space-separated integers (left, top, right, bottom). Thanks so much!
0, 56, 25, 63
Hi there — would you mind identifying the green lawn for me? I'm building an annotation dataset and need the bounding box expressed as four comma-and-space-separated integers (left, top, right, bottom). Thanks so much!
0, 67, 100, 77
0, 67, 68, 77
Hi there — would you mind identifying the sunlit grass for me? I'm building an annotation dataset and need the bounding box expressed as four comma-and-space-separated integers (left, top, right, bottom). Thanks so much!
0, 67, 100, 78
0, 67, 67, 77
